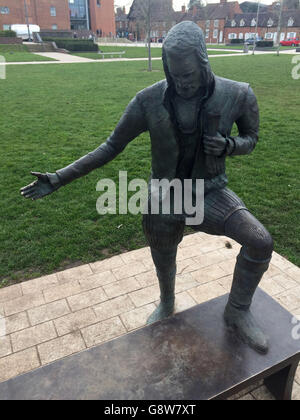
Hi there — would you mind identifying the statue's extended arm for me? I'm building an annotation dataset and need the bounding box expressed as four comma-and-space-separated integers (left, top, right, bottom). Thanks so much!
21, 96, 147, 200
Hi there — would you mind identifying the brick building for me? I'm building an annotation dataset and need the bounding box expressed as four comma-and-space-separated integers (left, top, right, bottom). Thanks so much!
127, 0, 178, 42
224, 9, 300, 43
115, 6, 129, 38
179, 0, 242, 43
0, 0, 115, 36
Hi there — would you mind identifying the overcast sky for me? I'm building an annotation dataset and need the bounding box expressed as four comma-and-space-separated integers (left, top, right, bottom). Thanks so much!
114, 0, 275, 13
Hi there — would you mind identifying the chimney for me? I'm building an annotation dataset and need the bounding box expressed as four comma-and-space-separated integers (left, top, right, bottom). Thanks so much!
116, 7, 122, 15
123, 6, 126, 14
182, 5, 186, 13
220, 0, 227, 3
192, 5, 197, 16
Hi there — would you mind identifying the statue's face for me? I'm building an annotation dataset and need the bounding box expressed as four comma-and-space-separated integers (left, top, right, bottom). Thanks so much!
166, 51, 205, 99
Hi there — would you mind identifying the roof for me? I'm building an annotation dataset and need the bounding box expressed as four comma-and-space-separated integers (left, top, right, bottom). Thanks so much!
225, 9, 300, 27
128, 0, 175, 22
178, 1, 241, 23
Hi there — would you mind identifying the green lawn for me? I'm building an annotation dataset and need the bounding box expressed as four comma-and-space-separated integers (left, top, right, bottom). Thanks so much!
0, 54, 299, 286
206, 43, 295, 51
0, 44, 56, 62
73, 45, 240, 60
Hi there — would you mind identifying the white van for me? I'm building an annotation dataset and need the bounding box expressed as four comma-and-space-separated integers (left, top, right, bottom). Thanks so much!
11, 24, 40, 41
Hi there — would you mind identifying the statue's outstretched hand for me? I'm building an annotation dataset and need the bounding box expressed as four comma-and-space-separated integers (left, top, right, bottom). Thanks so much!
20, 172, 59, 200
203, 135, 227, 157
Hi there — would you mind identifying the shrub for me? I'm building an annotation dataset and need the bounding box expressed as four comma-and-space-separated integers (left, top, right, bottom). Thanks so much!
256, 40, 274, 47
0, 30, 17, 37
43, 38, 98, 52
230, 39, 244, 44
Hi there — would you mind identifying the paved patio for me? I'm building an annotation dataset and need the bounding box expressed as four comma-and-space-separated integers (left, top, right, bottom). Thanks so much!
0, 232, 299, 400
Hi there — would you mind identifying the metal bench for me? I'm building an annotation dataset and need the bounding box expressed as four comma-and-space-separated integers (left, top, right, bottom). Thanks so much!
0, 289, 298, 400
98, 51, 125, 59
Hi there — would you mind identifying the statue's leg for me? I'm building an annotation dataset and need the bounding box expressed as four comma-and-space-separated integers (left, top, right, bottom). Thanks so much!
142, 212, 185, 324
224, 209, 273, 354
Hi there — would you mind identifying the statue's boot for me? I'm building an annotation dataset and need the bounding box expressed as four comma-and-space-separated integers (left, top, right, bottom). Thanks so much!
147, 247, 177, 324
224, 251, 271, 354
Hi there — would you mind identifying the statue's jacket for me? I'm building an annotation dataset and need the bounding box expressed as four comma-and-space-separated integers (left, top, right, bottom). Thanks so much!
55, 75, 259, 194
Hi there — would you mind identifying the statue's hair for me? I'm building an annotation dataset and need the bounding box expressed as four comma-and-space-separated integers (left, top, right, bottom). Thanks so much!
162, 21, 213, 88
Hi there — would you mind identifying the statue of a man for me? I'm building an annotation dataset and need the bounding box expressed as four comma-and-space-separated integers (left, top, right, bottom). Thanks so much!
21, 22, 273, 354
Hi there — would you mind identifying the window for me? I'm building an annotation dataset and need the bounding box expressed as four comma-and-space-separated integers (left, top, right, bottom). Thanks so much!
97, 0, 101, 6
287, 32, 296, 38
50, 6, 56, 17
239, 33, 244, 39
0, 6, 9, 14
251, 18, 256, 27
206, 20, 210, 28
52, 24, 58, 30
213, 29, 218, 38
267, 18, 273, 27
265, 32, 273, 39
240, 19, 245, 27
3, 24, 10, 30
214, 20, 219, 28
288, 17, 294, 27
228, 33, 237, 39
231, 20, 236, 27
205, 29, 209, 38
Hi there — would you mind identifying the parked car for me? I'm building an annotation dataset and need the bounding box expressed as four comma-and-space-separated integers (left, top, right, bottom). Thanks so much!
245, 37, 263, 45
11, 24, 40, 41
280, 38, 300, 47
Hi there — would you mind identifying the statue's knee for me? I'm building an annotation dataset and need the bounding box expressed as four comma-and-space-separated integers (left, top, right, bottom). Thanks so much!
247, 229, 273, 261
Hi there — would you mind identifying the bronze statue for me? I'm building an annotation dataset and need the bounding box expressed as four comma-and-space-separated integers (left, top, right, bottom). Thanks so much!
21, 22, 273, 354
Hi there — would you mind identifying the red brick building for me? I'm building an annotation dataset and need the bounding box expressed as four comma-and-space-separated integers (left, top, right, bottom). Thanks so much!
179, 0, 242, 44
0, 0, 70, 30
0, 0, 115, 35
224, 10, 300, 43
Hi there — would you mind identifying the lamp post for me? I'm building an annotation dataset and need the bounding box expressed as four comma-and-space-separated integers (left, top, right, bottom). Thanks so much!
24, 0, 31, 41
276, 0, 284, 56
252, 0, 261, 54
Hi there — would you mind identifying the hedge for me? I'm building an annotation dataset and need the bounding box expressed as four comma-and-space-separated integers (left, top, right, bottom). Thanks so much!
256, 40, 274, 47
42, 38, 98, 52
0, 30, 17, 38
230, 39, 245, 44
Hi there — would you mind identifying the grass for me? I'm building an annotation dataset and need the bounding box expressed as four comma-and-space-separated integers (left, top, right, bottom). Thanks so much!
206, 43, 295, 51
0, 54, 299, 286
0, 44, 56, 62
73, 45, 241, 60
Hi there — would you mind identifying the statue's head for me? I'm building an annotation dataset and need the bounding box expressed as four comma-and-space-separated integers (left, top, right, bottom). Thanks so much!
162, 21, 213, 99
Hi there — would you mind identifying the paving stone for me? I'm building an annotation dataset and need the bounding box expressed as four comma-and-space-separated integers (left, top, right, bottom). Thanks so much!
217, 275, 233, 292
196, 239, 228, 254
93, 295, 135, 321
89, 255, 124, 274
177, 244, 204, 261
190, 265, 227, 284
0, 348, 40, 383
67, 287, 107, 312
176, 258, 201, 275
56, 264, 93, 284
103, 277, 141, 299
286, 266, 300, 283
295, 363, 300, 384
4, 293, 45, 316
28, 299, 70, 326
175, 273, 199, 293
43, 280, 82, 303
193, 250, 226, 268
11, 322, 57, 352
120, 304, 156, 332
21, 274, 58, 295
0, 284, 22, 304
0, 337, 12, 358
250, 385, 276, 400
187, 281, 226, 304
237, 393, 255, 400
271, 252, 295, 272
174, 291, 197, 313
78, 271, 117, 290
141, 258, 155, 270
120, 247, 151, 264
54, 308, 97, 336
112, 262, 147, 280
263, 264, 284, 279
81, 316, 126, 348
292, 381, 300, 400
218, 258, 237, 275
135, 270, 157, 287
271, 274, 298, 291
129, 284, 160, 308
275, 286, 300, 312
259, 276, 286, 297
3, 312, 30, 335
38, 330, 86, 365
179, 233, 204, 248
